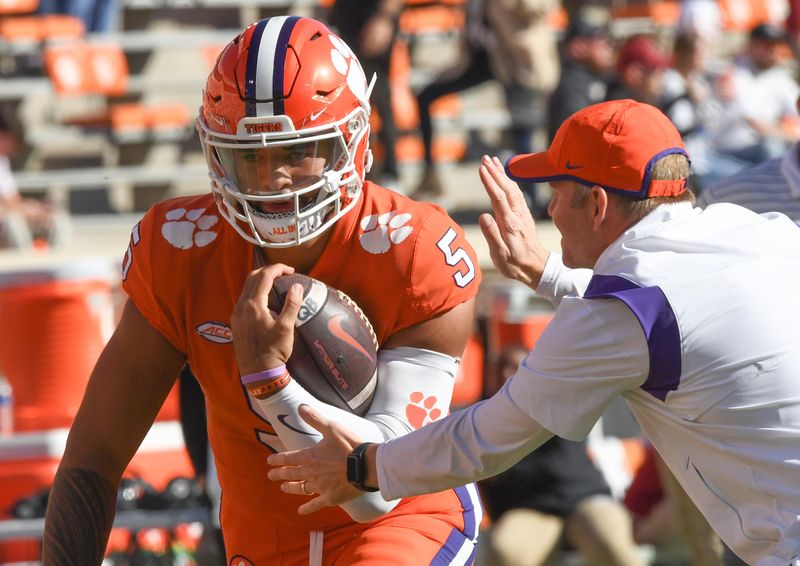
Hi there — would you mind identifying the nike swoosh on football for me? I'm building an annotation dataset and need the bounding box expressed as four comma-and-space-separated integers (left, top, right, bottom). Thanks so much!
277, 414, 319, 436
328, 315, 375, 362
565, 161, 584, 170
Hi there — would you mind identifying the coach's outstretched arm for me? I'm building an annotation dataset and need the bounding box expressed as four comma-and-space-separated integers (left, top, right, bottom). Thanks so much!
43, 301, 186, 565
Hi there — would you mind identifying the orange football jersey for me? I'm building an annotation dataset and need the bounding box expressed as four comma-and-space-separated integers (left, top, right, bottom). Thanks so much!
121, 182, 482, 561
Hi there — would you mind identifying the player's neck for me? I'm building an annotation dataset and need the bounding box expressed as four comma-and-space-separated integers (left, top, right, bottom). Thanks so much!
254, 231, 332, 274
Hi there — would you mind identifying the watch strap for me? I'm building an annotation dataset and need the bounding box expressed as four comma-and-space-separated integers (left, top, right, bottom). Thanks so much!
347, 442, 379, 492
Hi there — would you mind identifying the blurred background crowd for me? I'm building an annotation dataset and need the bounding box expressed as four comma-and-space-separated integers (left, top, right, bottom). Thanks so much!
0, 0, 798, 564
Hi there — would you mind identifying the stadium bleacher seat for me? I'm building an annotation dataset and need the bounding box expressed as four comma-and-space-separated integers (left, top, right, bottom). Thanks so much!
0, 0, 38, 14
0, 14, 85, 42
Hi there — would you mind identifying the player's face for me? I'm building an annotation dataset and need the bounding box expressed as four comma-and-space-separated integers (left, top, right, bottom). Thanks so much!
548, 181, 602, 269
216, 138, 340, 212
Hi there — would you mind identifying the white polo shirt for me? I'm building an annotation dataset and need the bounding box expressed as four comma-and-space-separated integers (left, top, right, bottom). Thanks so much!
378, 202, 800, 566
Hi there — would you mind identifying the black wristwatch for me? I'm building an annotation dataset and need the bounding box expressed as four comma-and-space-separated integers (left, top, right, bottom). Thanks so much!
347, 442, 379, 492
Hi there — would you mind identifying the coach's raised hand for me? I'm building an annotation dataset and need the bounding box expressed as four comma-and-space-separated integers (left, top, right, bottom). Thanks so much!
268, 404, 370, 515
478, 155, 550, 289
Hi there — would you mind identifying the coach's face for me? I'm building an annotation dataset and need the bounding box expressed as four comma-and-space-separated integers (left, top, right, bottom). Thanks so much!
548, 180, 609, 269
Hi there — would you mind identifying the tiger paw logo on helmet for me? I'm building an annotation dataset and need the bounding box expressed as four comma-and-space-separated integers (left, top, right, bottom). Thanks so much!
359, 210, 413, 254
162, 208, 219, 249
328, 34, 368, 108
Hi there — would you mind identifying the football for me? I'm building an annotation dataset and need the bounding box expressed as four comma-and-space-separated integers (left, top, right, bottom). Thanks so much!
268, 273, 379, 416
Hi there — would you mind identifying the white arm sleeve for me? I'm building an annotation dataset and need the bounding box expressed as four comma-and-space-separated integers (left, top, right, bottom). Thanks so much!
376, 380, 555, 500
249, 347, 460, 522
536, 252, 593, 306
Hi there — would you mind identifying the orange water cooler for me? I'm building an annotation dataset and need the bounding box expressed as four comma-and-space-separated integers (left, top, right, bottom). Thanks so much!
0, 260, 191, 562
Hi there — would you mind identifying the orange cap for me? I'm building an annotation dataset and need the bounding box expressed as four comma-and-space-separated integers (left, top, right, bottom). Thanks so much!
506, 99, 689, 199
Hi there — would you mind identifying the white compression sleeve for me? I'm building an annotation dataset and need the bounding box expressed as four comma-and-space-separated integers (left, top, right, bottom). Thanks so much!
250, 380, 395, 522
248, 347, 460, 521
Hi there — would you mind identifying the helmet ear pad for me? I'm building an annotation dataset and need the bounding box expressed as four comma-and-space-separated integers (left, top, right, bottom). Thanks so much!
197, 16, 373, 248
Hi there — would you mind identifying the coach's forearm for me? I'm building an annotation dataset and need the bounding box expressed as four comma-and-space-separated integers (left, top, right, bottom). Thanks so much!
42, 467, 118, 566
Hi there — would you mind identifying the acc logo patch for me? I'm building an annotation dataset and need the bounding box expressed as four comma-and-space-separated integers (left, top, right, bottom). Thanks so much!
229, 557, 254, 566
196, 321, 233, 343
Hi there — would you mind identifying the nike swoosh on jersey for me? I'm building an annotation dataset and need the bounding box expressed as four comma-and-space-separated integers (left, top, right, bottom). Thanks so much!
276, 414, 319, 436
327, 314, 375, 362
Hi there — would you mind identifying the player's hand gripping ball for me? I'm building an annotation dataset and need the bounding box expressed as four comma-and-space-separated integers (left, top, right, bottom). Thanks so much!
268, 274, 378, 415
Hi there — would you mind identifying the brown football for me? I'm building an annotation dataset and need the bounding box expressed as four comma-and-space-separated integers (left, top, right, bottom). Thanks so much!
268, 273, 378, 416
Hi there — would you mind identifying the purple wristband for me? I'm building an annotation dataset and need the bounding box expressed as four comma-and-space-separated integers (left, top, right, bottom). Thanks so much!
240, 365, 287, 385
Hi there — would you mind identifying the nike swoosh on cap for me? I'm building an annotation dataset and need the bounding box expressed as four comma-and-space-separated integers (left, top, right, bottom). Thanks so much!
565, 161, 584, 169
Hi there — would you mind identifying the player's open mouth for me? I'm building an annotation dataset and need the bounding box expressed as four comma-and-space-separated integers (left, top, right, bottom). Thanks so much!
247, 194, 317, 218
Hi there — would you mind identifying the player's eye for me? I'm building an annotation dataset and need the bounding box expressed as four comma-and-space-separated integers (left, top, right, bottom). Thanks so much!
241, 151, 258, 163
287, 144, 312, 162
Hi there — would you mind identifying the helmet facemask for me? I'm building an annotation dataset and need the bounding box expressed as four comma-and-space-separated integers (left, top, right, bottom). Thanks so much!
198, 106, 370, 248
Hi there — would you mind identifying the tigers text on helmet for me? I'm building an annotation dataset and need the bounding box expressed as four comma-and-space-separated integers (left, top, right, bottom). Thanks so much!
198, 16, 375, 247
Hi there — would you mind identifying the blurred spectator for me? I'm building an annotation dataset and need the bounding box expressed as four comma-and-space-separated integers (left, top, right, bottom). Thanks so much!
329, 0, 403, 192
0, 111, 69, 251
625, 443, 725, 565
698, 96, 800, 223
700, 23, 800, 188
411, 0, 559, 200
479, 344, 645, 566
787, 0, 800, 61
606, 34, 670, 105
678, 0, 722, 46
547, 12, 613, 143
662, 33, 718, 139
37, 0, 119, 33
661, 33, 722, 192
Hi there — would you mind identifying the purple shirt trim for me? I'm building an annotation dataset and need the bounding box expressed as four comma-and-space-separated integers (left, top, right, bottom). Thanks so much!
584, 274, 681, 401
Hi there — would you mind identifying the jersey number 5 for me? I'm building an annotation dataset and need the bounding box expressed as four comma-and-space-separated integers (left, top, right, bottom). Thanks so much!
437, 228, 476, 287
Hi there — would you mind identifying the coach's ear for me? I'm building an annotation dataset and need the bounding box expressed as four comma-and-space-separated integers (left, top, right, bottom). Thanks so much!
589, 185, 609, 232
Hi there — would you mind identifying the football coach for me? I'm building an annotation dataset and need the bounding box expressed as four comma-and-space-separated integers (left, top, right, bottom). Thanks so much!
268, 99, 800, 566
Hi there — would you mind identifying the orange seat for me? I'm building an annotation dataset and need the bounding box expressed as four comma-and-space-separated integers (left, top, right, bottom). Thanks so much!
719, 0, 772, 30
0, 0, 38, 15
146, 103, 192, 130
394, 133, 466, 163
611, 0, 680, 26
0, 14, 84, 41
398, 4, 465, 36
45, 41, 128, 96
89, 42, 129, 96
110, 102, 149, 132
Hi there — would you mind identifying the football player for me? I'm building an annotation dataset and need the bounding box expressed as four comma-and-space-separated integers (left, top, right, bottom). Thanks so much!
42, 16, 482, 566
